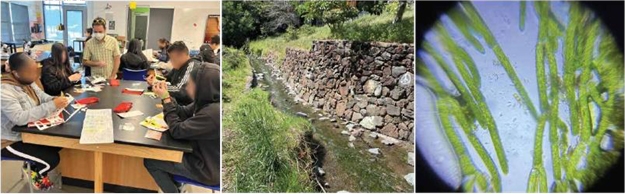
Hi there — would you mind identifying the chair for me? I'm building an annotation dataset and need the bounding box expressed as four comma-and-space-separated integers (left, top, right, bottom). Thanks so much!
122, 68, 148, 81
172, 175, 220, 193
1, 156, 63, 192
1, 156, 35, 193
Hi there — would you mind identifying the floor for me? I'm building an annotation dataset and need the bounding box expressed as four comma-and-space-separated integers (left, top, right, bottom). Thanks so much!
2, 161, 218, 193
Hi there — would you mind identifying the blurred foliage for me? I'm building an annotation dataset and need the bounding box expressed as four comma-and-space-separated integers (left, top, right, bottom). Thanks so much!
295, 1, 359, 33
224, 1, 413, 48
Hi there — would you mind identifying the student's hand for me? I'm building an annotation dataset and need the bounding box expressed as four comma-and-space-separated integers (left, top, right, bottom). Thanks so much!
152, 81, 169, 99
108, 74, 117, 80
146, 74, 155, 86
53, 97, 69, 109
68, 73, 82, 82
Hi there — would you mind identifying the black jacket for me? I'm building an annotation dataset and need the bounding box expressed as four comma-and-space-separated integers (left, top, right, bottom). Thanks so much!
162, 63, 220, 185
120, 52, 149, 70
165, 58, 203, 105
40, 58, 76, 96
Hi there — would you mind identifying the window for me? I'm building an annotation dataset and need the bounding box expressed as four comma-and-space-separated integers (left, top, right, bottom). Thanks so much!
1, 2, 11, 41
1, 2, 31, 42
44, 4, 62, 41
11, 3, 30, 42
43, 0, 86, 42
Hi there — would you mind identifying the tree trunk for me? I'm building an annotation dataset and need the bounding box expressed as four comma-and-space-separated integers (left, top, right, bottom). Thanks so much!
393, 1, 407, 24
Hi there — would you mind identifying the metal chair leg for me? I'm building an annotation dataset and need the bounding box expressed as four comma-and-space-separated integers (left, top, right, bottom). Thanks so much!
25, 162, 34, 193
58, 171, 63, 189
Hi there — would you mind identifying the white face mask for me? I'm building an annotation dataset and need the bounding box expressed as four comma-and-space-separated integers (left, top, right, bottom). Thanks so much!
94, 33, 105, 40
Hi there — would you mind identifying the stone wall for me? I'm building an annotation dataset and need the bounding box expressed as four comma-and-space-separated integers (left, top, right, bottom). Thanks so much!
279, 40, 414, 143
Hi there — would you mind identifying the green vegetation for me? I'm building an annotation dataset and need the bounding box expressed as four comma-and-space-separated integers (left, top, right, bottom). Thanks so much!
419, 1, 624, 192
249, 6, 414, 61
223, 2, 415, 192
527, 115, 548, 193
222, 47, 252, 104
462, 2, 539, 120
448, 7, 485, 53
423, 39, 508, 176
437, 98, 493, 192
223, 1, 412, 48
295, 1, 359, 33
222, 48, 315, 192
519, 1, 526, 31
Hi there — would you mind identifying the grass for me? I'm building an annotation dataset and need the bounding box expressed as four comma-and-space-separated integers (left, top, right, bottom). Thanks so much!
248, 6, 414, 62
222, 48, 316, 192
222, 47, 252, 107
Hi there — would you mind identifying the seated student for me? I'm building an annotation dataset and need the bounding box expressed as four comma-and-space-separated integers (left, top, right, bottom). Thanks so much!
41, 43, 82, 96
145, 63, 220, 193
197, 44, 216, 64
146, 41, 203, 105
1, 53, 68, 191
196, 35, 220, 65
120, 39, 149, 70
155, 38, 171, 62
210, 35, 220, 60
85, 28, 93, 42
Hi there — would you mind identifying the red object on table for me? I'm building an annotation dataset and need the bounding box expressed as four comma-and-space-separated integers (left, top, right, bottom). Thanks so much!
76, 97, 99, 105
122, 88, 144, 95
27, 112, 64, 127
110, 79, 120, 86
113, 102, 133, 113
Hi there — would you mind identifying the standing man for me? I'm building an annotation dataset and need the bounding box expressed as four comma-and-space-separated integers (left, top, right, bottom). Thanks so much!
82, 17, 121, 79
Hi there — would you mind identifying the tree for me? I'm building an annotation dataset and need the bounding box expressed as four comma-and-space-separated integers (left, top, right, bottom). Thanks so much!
393, 1, 408, 24
222, 1, 268, 48
295, 1, 359, 33
261, 2, 301, 36
357, 0, 385, 15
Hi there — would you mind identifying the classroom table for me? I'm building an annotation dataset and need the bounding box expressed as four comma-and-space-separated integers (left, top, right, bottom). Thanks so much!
13, 81, 192, 193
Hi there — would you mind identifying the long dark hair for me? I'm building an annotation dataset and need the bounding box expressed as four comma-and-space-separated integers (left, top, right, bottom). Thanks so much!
85, 28, 93, 42
127, 39, 148, 62
50, 43, 72, 78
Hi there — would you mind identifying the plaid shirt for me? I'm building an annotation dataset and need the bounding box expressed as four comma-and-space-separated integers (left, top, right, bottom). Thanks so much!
83, 35, 121, 77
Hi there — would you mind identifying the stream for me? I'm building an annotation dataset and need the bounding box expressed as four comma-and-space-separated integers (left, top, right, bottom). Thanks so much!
248, 55, 414, 192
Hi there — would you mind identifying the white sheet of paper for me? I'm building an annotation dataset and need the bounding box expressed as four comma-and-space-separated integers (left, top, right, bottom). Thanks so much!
117, 110, 144, 118
79, 109, 114, 144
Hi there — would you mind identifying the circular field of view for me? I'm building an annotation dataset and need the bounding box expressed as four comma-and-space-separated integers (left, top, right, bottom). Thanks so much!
416, 1, 623, 192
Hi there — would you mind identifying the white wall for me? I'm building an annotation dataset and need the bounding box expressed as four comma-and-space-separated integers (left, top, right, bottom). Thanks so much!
87, 1, 220, 50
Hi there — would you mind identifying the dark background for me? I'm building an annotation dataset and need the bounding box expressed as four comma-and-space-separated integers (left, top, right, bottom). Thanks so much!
414, 1, 624, 192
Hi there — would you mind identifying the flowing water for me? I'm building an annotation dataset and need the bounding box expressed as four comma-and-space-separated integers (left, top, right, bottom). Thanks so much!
248, 55, 414, 192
